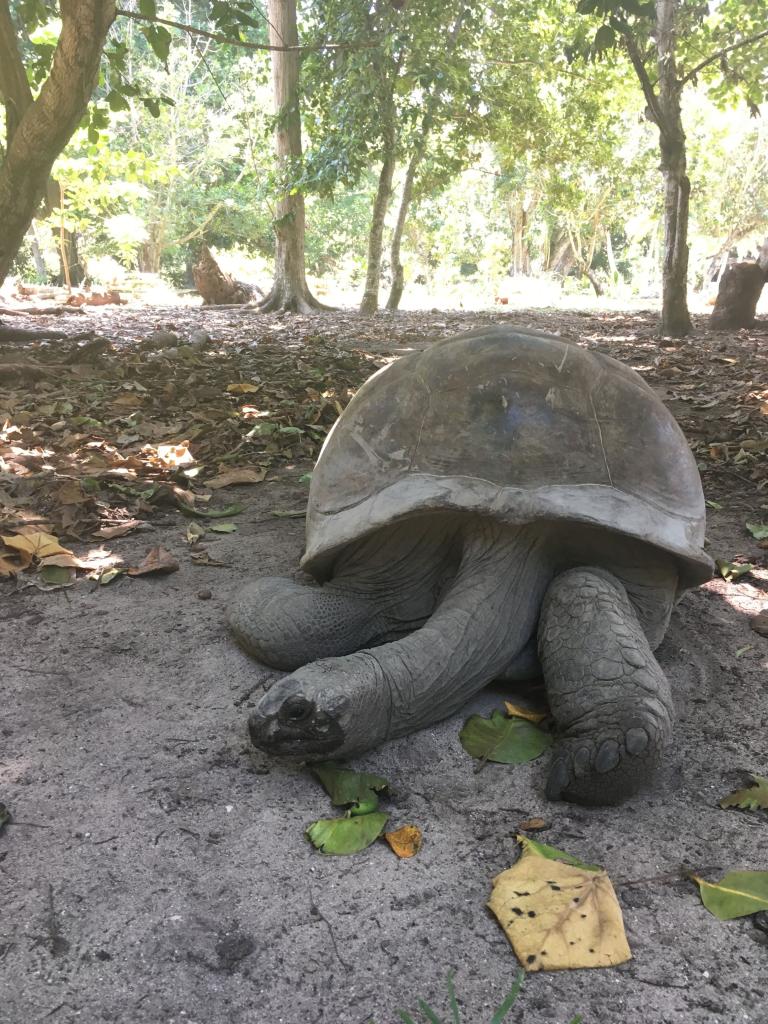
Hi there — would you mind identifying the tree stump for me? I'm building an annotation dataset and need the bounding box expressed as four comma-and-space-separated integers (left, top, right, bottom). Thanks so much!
192, 245, 258, 305
711, 261, 766, 329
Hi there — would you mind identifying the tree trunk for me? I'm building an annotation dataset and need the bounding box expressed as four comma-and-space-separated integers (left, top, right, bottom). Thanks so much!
57, 226, 86, 287
259, 0, 325, 314
711, 262, 767, 328
193, 244, 257, 305
360, 135, 396, 315
384, 150, 418, 311
0, 0, 114, 286
655, 0, 692, 336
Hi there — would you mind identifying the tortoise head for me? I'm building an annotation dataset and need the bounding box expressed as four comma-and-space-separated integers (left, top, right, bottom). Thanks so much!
247, 657, 386, 759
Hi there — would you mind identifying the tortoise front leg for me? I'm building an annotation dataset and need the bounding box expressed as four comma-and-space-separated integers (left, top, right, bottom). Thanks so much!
538, 568, 673, 805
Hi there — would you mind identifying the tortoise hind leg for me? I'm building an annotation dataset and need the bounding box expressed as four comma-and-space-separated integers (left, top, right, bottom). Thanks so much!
227, 577, 392, 671
228, 515, 461, 671
538, 567, 673, 805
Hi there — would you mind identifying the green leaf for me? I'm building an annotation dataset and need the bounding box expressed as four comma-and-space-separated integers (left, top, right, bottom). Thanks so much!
208, 522, 237, 533
593, 24, 616, 54
459, 710, 552, 764
719, 775, 768, 811
517, 834, 602, 872
141, 24, 172, 65
98, 567, 124, 586
746, 522, 768, 540
306, 812, 389, 855
177, 502, 245, 519
38, 564, 76, 588
692, 870, 768, 919
310, 761, 388, 812
107, 89, 130, 112
0, 802, 10, 833
715, 559, 755, 581
138, 0, 156, 16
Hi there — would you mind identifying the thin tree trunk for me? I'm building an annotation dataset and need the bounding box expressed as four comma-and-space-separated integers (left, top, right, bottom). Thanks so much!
360, 130, 396, 315
605, 228, 618, 283
260, 0, 326, 313
383, 11, 465, 311
384, 150, 418, 310
655, 0, 692, 336
27, 222, 47, 279
0, 0, 113, 286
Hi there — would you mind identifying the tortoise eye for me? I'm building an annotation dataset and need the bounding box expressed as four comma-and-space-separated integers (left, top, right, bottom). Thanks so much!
279, 696, 314, 725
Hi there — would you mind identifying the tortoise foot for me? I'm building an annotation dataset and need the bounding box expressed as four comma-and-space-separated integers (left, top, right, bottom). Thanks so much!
539, 567, 673, 806
546, 719, 666, 805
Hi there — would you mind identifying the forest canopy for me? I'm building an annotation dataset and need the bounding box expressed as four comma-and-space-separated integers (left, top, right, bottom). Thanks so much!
1, 0, 767, 332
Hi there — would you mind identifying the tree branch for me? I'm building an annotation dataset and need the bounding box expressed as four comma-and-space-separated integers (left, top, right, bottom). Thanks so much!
679, 26, 768, 86
115, 7, 376, 53
621, 31, 664, 126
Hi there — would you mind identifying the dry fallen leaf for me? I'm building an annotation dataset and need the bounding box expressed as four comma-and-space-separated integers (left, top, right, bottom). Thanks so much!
518, 818, 548, 832
2, 530, 72, 559
0, 545, 32, 576
206, 466, 267, 489
504, 701, 547, 724
95, 520, 146, 539
384, 824, 422, 859
487, 836, 631, 972
226, 382, 261, 394
126, 546, 179, 576
156, 442, 194, 468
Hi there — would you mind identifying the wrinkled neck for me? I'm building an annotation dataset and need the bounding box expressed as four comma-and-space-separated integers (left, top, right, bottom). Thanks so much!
357, 521, 554, 740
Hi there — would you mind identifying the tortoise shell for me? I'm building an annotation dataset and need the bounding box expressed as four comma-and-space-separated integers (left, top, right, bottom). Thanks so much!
302, 327, 712, 588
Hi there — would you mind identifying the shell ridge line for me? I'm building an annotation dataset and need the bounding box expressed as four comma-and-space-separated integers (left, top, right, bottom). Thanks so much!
408, 371, 433, 469
588, 370, 614, 487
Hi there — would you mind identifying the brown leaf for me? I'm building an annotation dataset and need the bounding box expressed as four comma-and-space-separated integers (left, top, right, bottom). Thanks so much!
206, 466, 266, 489
504, 701, 548, 724
519, 818, 548, 832
384, 824, 423, 859
95, 520, 147, 539
126, 546, 179, 576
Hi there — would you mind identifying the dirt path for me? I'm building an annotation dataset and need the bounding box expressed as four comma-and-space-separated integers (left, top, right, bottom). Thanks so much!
1, 305, 767, 1024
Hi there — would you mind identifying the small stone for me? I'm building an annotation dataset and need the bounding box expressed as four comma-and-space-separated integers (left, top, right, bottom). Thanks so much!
197, 589, 213, 601
750, 612, 768, 637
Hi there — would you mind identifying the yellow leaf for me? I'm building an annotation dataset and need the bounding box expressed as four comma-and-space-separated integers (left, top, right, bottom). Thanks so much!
206, 466, 266, 489
504, 701, 547, 724
384, 824, 422, 859
0, 546, 31, 576
487, 840, 631, 972
2, 531, 72, 559
227, 382, 260, 394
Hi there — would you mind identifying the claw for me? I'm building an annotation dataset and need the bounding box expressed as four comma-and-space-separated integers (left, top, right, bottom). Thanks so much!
546, 758, 571, 801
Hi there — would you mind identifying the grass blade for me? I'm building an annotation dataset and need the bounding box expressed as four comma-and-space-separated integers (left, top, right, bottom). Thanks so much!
489, 971, 524, 1024
416, 1000, 444, 1024
396, 1013, 419, 1024
446, 970, 461, 1024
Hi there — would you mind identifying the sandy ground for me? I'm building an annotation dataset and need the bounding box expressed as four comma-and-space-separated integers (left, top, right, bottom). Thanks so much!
2, 306, 767, 1024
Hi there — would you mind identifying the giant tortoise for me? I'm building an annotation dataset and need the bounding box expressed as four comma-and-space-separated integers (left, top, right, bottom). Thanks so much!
229, 326, 713, 804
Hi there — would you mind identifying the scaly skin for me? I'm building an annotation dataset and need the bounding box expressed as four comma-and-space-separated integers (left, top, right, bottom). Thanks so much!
227, 517, 461, 670
539, 567, 674, 805
245, 521, 553, 759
